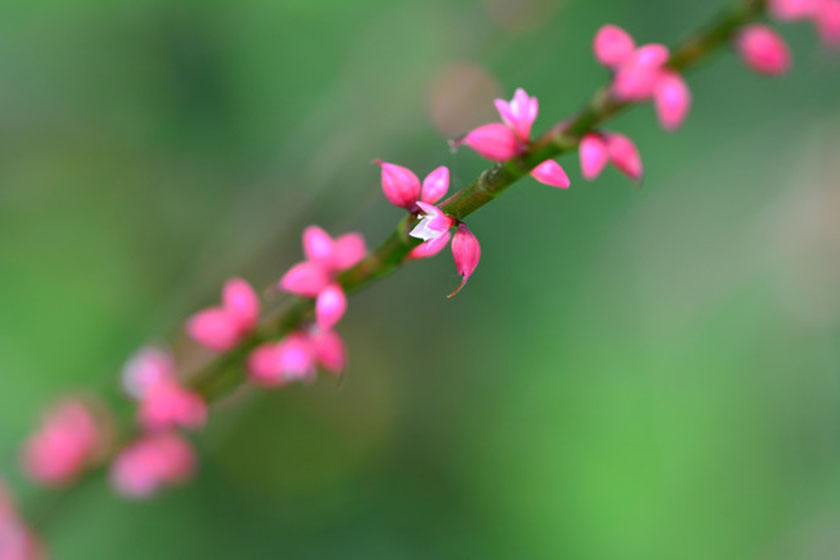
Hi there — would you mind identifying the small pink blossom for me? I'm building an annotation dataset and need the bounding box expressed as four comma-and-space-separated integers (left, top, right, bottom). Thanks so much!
817, 0, 840, 46
309, 329, 346, 374
21, 399, 103, 487
457, 123, 520, 161
612, 43, 671, 100
111, 433, 195, 499
771, 0, 840, 47
579, 131, 643, 182
494, 88, 539, 142
448, 224, 481, 298
408, 231, 452, 260
410, 201, 455, 242
0, 482, 43, 560
122, 348, 207, 432
315, 284, 347, 331
654, 71, 692, 131
770, 0, 821, 20
248, 329, 346, 385
375, 162, 451, 210
737, 25, 792, 75
279, 261, 331, 297
187, 278, 260, 352
594, 24, 636, 67
530, 160, 571, 189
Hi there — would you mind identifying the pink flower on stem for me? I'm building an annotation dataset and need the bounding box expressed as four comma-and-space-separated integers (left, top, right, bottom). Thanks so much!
248, 328, 346, 386
448, 224, 481, 298
122, 348, 207, 432
21, 399, 104, 487
530, 160, 571, 189
187, 278, 260, 352
578, 132, 643, 183
593, 25, 692, 131
110, 433, 195, 499
494, 87, 539, 142
279, 226, 366, 330
737, 25, 792, 75
376, 161, 450, 211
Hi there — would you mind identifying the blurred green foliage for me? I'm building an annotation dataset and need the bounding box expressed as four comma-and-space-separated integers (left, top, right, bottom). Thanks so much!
1, 0, 840, 558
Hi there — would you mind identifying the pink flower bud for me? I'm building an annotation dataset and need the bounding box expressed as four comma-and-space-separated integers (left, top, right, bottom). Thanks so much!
137, 380, 206, 432
817, 0, 840, 47
593, 24, 636, 68
111, 433, 195, 499
448, 224, 481, 298
410, 201, 454, 242
494, 88, 539, 142
606, 133, 643, 182
22, 400, 102, 487
248, 343, 286, 385
279, 261, 330, 297
459, 123, 520, 161
186, 308, 240, 352
654, 71, 691, 131
737, 25, 792, 75
332, 233, 367, 270
222, 278, 259, 332
303, 225, 335, 262
408, 230, 452, 260
530, 160, 571, 189
769, 0, 820, 20
315, 284, 347, 331
276, 335, 316, 380
310, 330, 346, 374
579, 134, 609, 181
376, 160, 421, 209
421, 166, 450, 204
613, 44, 670, 100
122, 348, 175, 399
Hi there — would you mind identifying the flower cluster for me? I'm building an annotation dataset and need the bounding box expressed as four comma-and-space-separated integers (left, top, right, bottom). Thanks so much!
0, 481, 42, 560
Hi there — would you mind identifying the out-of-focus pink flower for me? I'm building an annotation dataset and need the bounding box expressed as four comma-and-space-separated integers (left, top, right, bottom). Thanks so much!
448, 224, 481, 298
279, 227, 367, 331
817, 0, 840, 46
579, 131, 643, 182
654, 71, 692, 131
593, 25, 692, 130
494, 87, 539, 142
22, 399, 103, 487
122, 348, 206, 432
111, 433, 195, 499
530, 160, 571, 189
248, 328, 346, 385
737, 25, 792, 75
770, 0, 821, 20
0, 481, 43, 560
187, 278, 260, 352
375, 162, 451, 210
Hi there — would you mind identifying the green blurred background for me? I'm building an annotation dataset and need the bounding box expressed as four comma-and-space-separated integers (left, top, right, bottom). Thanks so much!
2, 0, 840, 558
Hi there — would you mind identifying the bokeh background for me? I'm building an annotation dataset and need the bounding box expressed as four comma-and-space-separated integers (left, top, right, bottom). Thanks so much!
2, 0, 840, 558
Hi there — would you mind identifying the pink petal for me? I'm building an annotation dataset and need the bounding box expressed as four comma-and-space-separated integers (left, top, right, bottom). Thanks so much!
276, 334, 316, 380
376, 160, 421, 209
332, 233, 367, 271
606, 132, 643, 182
186, 308, 241, 352
459, 123, 520, 161
310, 330, 346, 374
494, 88, 538, 141
612, 44, 670, 100
737, 25, 792, 75
593, 24, 636, 67
122, 348, 175, 399
302, 226, 335, 262
579, 134, 609, 181
530, 160, 571, 189
138, 380, 206, 432
248, 343, 285, 385
421, 166, 450, 204
278, 261, 330, 297
448, 224, 481, 298
654, 71, 691, 131
635, 44, 670, 68
817, 0, 840, 47
111, 433, 194, 499
316, 284, 347, 331
222, 277, 260, 333
408, 230, 452, 260
769, 0, 820, 20
410, 202, 454, 242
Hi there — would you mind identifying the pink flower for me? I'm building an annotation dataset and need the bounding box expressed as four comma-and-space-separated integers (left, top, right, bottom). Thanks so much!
448, 224, 481, 298
187, 278, 260, 352
0, 482, 43, 560
122, 348, 207, 432
279, 227, 367, 330
594, 25, 692, 130
817, 0, 840, 46
771, 0, 840, 47
578, 132, 643, 182
410, 201, 455, 242
737, 25, 792, 75
494, 87, 539, 142
21, 399, 103, 487
111, 433, 195, 499
248, 329, 346, 386
376, 161, 449, 210
770, 0, 821, 20
530, 160, 571, 189
408, 230, 452, 260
